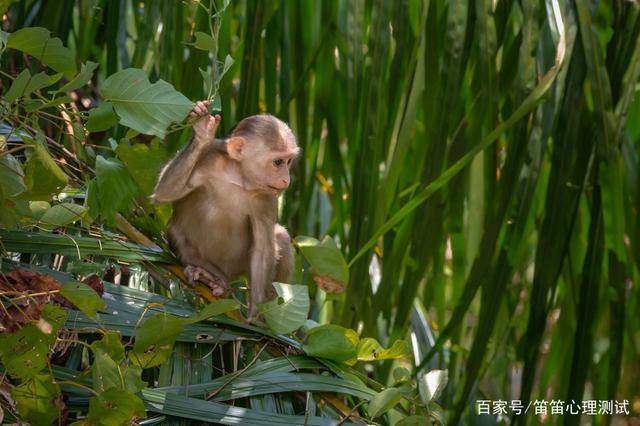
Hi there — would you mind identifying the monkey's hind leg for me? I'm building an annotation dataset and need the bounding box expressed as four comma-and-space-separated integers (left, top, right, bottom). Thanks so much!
184, 265, 229, 297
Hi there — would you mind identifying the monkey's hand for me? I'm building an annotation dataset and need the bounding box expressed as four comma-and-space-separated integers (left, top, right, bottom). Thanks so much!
190, 100, 221, 145
184, 265, 229, 297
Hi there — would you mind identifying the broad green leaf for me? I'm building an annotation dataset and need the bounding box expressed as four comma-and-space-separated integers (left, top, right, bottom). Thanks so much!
4, 68, 30, 103
258, 283, 310, 334
0, 151, 27, 198
190, 299, 240, 322
193, 31, 215, 50
38, 203, 86, 230
21, 71, 63, 97
0, 305, 64, 379
115, 138, 171, 195
356, 338, 408, 362
92, 348, 121, 394
295, 236, 348, 293
124, 364, 146, 393
0, 325, 50, 379
7, 27, 76, 78
92, 331, 125, 362
86, 102, 120, 132
86, 155, 139, 223
87, 389, 146, 426
21, 137, 68, 201
101, 68, 193, 138
200, 67, 213, 95
11, 374, 61, 426
60, 281, 106, 317
131, 312, 186, 368
302, 324, 359, 362
418, 369, 448, 403
368, 388, 402, 418
28, 201, 50, 219
58, 61, 98, 92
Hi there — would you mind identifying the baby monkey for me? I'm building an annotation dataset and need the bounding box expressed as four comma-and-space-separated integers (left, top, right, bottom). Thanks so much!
152, 101, 299, 319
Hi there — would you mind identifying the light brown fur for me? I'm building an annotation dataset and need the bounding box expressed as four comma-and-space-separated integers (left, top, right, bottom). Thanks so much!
152, 101, 298, 319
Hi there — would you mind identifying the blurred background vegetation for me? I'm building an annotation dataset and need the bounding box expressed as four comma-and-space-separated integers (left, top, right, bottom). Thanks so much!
1, 0, 639, 424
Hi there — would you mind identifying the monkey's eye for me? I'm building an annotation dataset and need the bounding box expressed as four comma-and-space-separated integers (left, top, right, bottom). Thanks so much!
273, 159, 285, 167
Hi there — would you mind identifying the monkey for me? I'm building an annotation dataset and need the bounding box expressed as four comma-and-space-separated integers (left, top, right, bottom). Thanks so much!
152, 100, 299, 320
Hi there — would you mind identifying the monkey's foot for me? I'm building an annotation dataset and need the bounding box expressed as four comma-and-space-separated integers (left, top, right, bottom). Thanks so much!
184, 265, 229, 297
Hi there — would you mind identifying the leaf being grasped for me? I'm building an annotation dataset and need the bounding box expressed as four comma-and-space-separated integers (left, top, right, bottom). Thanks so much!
11, 374, 61, 426
87, 156, 139, 223
7, 27, 76, 78
101, 68, 193, 137
87, 389, 146, 426
295, 236, 348, 293
356, 338, 409, 362
130, 312, 186, 368
20, 137, 68, 201
116, 139, 171, 195
0, 152, 27, 199
58, 61, 98, 93
60, 281, 106, 317
368, 388, 402, 418
258, 283, 310, 334
302, 324, 359, 363
38, 203, 86, 231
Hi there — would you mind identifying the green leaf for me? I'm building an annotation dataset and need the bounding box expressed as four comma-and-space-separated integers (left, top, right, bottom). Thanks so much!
38, 203, 86, 230
58, 61, 98, 93
0, 151, 27, 199
11, 374, 61, 426
0, 325, 50, 379
101, 68, 193, 138
92, 331, 125, 362
356, 338, 408, 362
418, 369, 448, 403
28, 201, 51, 219
295, 236, 348, 293
22, 71, 62, 97
258, 283, 310, 334
7, 27, 76, 78
86, 102, 120, 132
24, 95, 72, 112
368, 387, 402, 418
20, 137, 68, 201
87, 389, 146, 426
190, 299, 240, 322
0, 305, 64, 380
193, 31, 215, 50
92, 348, 122, 394
123, 364, 146, 393
60, 281, 106, 317
115, 138, 171, 195
131, 312, 187, 368
86, 155, 139, 223
302, 324, 359, 363
4, 68, 30, 103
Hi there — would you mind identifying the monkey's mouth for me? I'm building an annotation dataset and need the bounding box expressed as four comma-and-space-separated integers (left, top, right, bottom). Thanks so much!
267, 185, 284, 195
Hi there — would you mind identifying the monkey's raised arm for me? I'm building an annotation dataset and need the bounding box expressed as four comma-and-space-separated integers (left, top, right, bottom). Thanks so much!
152, 102, 221, 203
151, 139, 207, 203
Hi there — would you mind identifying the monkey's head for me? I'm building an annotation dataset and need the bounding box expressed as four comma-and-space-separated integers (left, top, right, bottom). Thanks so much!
225, 114, 300, 196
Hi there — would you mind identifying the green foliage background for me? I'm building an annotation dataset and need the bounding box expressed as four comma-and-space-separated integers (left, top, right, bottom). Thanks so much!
0, 0, 639, 424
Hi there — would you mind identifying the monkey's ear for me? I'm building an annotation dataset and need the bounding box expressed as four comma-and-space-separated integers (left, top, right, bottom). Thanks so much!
226, 136, 246, 160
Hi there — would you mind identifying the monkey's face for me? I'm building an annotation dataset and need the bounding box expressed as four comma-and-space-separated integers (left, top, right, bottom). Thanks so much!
243, 145, 297, 196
